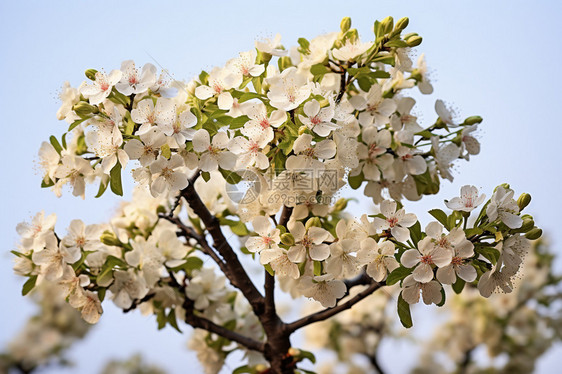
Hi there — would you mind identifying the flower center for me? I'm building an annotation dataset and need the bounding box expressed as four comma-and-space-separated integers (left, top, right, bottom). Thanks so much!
387, 217, 398, 227
451, 256, 463, 266
420, 255, 433, 264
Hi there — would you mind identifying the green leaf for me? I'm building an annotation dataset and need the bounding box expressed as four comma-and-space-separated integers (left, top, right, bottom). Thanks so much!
397, 292, 413, 328
68, 117, 88, 132
238, 92, 265, 103
310, 63, 330, 76
41, 177, 55, 188
95, 175, 109, 198
408, 221, 422, 245
167, 309, 182, 333
22, 275, 37, 296
313, 261, 322, 276
156, 309, 166, 330
49, 136, 63, 155
229, 115, 250, 129
428, 209, 449, 229
464, 227, 483, 237
219, 168, 242, 184
297, 349, 316, 364
386, 266, 412, 286
475, 246, 500, 265
109, 162, 123, 196
98, 287, 107, 302
348, 172, 364, 190
452, 278, 466, 294
264, 264, 274, 276
436, 285, 446, 307
385, 39, 408, 48
232, 365, 252, 374
201, 171, 211, 182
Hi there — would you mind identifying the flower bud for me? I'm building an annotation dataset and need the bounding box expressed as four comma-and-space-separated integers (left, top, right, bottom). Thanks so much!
278, 56, 292, 71
340, 17, 351, 33
517, 193, 532, 211
333, 198, 348, 212
463, 115, 483, 126
298, 126, 308, 135
513, 217, 534, 233
280, 233, 295, 246
305, 217, 322, 230
73, 101, 97, 117
100, 231, 121, 247
85, 69, 98, 81
255, 364, 268, 372
380, 16, 394, 35
406, 35, 423, 47
525, 228, 542, 240
395, 17, 409, 31
288, 347, 301, 356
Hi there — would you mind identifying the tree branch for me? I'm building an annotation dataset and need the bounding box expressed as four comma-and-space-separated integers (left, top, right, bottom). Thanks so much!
179, 172, 265, 316
185, 312, 265, 353
286, 280, 384, 333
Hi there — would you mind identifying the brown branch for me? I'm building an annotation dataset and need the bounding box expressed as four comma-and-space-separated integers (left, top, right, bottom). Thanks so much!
179, 172, 265, 316
185, 312, 265, 352
286, 280, 385, 333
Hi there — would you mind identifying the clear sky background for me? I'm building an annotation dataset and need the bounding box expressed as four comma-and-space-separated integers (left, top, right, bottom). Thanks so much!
1, 1, 561, 373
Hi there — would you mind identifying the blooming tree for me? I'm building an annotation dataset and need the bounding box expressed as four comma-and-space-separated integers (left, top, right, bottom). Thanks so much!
13, 16, 544, 373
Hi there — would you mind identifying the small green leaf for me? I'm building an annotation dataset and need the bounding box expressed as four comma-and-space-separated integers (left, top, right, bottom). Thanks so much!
167, 309, 182, 333
95, 175, 109, 198
397, 292, 413, 328
408, 221, 422, 245
428, 209, 449, 229
219, 168, 242, 184
386, 266, 412, 286
109, 162, 123, 196
22, 275, 37, 296
452, 277, 465, 294
475, 246, 500, 265
348, 173, 363, 190
436, 285, 446, 307
98, 287, 107, 302
201, 171, 211, 182
229, 115, 250, 129
68, 117, 88, 132
41, 177, 55, 188
264, 264, 274, 276
310, 63, 330, 76
49, 136, 63, 155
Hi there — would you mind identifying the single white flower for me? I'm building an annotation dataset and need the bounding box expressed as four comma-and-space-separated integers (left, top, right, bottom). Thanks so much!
185, 268, 228, 310
435, 230, 476, 285
110, 269, 149, 309
357, 239, 398, 282
415, 54, 433, 94
372, 200, 417, 242
38, 141, 60, 184
229, 136, 269, 170
80, 69, 123, 105
124, 127, 167, 166
266, 67, 311, 111
246, 216, 281, 253
401, 274, 443, 305
299, 275, 347, 308
287, 221, 332, 262
260, 247, 300, 279
115, 60, 157, 96
435, 99, 458, 127
298, 99, 339, 137
226, 50, 265, 78
53, 155, 94, 198
32, 233, 80, 281
332, 40, 373, 62
16, 211, 57, 251
56, 81, 80, 122
255, 33, 287, 56
195, 67, 240, 110
326, 239, 361, 279
477, 259, 515, 297
192, 130, 236, 171
149, 155, 189, 197
62, 219, 103, 254
354, 127, 394, 181
431, 136, 460, 182
445, 185, 486, 212
125, 236, 165, 287
241, 102, 286, 143
349, 84, 397, 127
486, 186, 523, 229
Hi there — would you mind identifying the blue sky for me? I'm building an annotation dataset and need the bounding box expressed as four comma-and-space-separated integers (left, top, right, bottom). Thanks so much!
1, 1, 561, 373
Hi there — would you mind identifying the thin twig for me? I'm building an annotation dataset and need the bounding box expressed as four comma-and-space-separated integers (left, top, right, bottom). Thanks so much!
286, 281, 384, 333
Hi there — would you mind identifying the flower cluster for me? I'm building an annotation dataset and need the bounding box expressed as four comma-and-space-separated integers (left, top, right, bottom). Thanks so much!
15, 16, 545, 373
